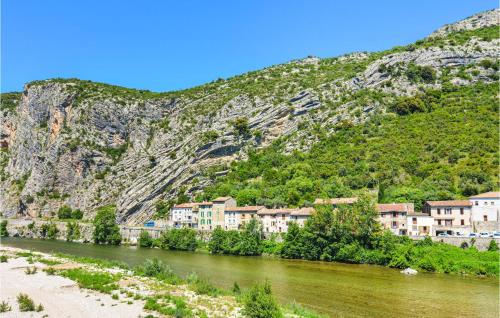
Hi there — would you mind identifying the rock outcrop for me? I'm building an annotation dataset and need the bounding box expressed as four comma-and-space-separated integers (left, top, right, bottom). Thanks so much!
1, 9, 498, 224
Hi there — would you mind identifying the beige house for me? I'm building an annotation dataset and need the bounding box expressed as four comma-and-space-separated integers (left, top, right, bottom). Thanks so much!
406, 212, 433, 236
377, 203, 414, 235
224, 206, 264, 230
212, 197, 236, 228
258, 207, 315, 233
423, 200, 472, 235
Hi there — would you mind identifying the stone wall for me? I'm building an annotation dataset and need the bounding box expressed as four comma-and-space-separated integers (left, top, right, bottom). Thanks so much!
423, 236, 500, 251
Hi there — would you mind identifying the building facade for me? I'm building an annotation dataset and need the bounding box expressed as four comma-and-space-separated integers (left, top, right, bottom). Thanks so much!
406, 212, 433, 236
224, 206, 264, 230
470, 192, 500, 223
198, 202, 214, 230
170, 203, 199, 228
377, 203, 414, 235
423, 200, 472, 235
212, 197, 237, 228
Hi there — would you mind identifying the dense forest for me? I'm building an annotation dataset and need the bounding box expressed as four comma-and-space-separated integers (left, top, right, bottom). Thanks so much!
199, 83, 498, 210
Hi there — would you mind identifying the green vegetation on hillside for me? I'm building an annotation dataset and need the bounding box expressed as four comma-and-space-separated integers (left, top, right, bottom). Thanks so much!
200, 83, 498, 210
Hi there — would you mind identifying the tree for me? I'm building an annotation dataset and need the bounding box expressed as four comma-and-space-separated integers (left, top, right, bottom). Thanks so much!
238, 219, 263, 256
160, 228, 197, 251
57, 205, 73, 219
139, 230, 153, 248
280, 222, 304, 259
208, 226, 226, 254
487, 239, 498, 252
66, 222, 81, 242
243, 280, 282, 318
155, 200, 171, 219
71, 209, 84, 220
231, 117, 250, 137
0, 220, 8, 237
92, 205, 122, 245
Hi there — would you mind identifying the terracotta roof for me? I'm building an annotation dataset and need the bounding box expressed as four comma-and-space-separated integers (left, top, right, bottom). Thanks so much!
377, 203, 414, 213
291, 207, 315, 216
425, 200, 472, 207
469, 192, 500, 199
225, 206, 264, 212
257, 208, 295, 215
314, 197, 358, 205
212, 196, 233, 202
173, 203, 199, 209
407, 212, 432, 217
198, 201, 213, 206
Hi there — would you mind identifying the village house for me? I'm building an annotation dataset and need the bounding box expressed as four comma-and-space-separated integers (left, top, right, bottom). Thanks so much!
377, 203, 414, 235
469, 192, 500, 229
406, 212, 434, 236
258, 207, 315, 233
423, 200, 472, 236
197, 202, 214, 230
224, 206, 264, 230
211, 197, 237, 228
170, 203, 199, 228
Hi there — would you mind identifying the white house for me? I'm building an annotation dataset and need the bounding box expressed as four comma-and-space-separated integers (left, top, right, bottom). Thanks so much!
406, 212, 434, 237
170, 203, 199, 228
469, 192, 500, 223
224, 206, 264, 230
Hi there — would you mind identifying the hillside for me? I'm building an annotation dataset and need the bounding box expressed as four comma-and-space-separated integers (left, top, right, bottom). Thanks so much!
1, 9, 498, 224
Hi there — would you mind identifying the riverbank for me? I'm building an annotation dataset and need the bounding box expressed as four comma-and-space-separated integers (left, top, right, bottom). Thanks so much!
0, 245, 327, 318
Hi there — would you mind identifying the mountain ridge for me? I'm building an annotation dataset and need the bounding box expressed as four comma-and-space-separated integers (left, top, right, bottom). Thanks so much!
1, 9, 498, 224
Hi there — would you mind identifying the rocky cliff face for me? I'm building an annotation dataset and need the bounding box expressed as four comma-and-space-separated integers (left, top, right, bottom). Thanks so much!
1, 9, 498, 224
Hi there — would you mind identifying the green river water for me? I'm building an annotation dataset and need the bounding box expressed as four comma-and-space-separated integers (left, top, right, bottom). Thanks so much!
1, 237, 498, 317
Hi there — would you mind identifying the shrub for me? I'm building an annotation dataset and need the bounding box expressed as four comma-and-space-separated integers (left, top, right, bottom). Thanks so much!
66, 222, 81, 242
160, 228, 197, 251
25, 267, 37, 275
243, 280, 282, 318
92, 205, 122, 245
44, 267, 56, 275
0, 220, 8, 237
57, 205, 73, 219
17, 293, 35, 311
487, 240, 498, 252
0, 255, 7, 263
231, 117, 250, 137
0, 301, 11, 313
134, 258, 181, 284
60, 268, 119, 294
39, 222, 59, 239
186, 272, 220, 296
71, 209, 84, 220
232, 282, 241, 295
138, 230, 153, 248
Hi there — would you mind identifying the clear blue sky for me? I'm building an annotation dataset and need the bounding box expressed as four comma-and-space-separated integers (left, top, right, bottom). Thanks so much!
1, 0, 497, 93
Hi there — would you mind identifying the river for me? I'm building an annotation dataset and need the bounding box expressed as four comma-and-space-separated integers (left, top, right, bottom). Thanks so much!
1, 237, 498, 317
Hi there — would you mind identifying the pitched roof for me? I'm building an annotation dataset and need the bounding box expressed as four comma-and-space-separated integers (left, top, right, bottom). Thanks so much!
173, 203, 199, 209
225, 206, 264, 212
407, 212, 432, 217
425, 200, 472, 207
469, 191, 500, 199
198, 201, 213, 206
291, 207, 315, 216
257, 208, 295, 215
212, 196, 233, 202
314, 197, 358, 205
377, 203, 414, 213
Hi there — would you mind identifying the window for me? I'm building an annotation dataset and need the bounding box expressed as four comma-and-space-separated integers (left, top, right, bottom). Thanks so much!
242, 214, 246, 218
208, 212, 212, 217
201, 220, 205, 225
438, 220, 442, 225
282, 214, 285, 220
392, 212, 396, 218
444, 208, 452, 215
437, 208, 441, 215
475, 201, 478, 206
201, 212, 204, 217
491, 202, 495, 205
208, 220, 211, 224
461, 219, 464, 226
445, 220, 452, 226
460, 208, 464, 215
392, 221, 397, 228
412, 217, 417, 224
484, 215, 488, 221
484, 202, 488, 206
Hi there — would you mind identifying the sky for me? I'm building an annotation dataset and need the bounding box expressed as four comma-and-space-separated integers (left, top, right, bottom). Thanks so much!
1, 0, 497, 93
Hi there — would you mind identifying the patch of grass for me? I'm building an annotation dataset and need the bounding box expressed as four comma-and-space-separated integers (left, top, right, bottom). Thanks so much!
112, 294, 119, 300
44, 267, 56, 275
17, 293, 35, 312
285, 301, 328, 318
0, 301, 11, 313
0, 255, 8, 263
60, 268, 119, 294
16, 251, 34, 258
144, 294, 192, 317
37, 258, 62, 266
